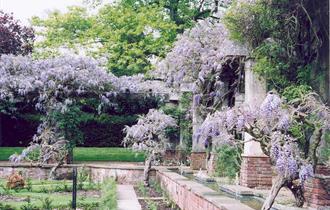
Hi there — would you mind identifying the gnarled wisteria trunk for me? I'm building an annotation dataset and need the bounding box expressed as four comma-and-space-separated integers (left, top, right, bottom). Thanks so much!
262, 176, 305, 210
262, 175, 286, 210
143, 152, 155, 187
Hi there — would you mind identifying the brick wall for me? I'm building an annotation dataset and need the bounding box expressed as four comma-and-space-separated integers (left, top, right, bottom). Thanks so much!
304, 165, 330, 208
240, 155, 272, 188
190, 152, 206, 170
156, 170, 253, 210
163, 149, 186, 163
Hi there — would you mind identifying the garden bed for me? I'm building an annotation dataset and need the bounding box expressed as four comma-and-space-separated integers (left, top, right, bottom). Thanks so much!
134, 181, 179, 210
0, 177, 116, 210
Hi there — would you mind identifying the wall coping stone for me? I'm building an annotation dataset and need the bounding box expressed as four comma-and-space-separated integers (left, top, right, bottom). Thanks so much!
157, 169, 254, 210
241, 155, 269, 158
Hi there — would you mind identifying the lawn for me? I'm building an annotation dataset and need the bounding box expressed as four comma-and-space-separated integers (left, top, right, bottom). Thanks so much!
0, 147, 145, 162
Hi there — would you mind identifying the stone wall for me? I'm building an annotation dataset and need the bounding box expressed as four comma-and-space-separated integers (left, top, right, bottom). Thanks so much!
89, 165, 154, 184
0, 163, 151, 184
156, 170, 253, 210
240, 155, 272, 188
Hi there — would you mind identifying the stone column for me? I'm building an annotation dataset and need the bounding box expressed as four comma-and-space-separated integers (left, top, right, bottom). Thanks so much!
240, 59, 272, 188
190, 96, 206, 170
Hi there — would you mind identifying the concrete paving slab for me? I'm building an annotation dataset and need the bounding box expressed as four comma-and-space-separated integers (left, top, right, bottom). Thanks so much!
117, 185, 141, 210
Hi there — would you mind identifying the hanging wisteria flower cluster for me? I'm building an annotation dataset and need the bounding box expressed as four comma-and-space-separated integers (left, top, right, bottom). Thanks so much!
198, 91, 330, 184
123, 109, 177, 154
154, 17, 248, 116
123, 109, 177, 186
0, 54, 173, 166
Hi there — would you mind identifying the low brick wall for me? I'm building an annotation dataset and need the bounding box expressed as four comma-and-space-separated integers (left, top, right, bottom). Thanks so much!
304, 165, 330, 208
240, 155, 272, 188
156, 170, 253, 210
190, 152, 206, 170
0, 163, 152, 184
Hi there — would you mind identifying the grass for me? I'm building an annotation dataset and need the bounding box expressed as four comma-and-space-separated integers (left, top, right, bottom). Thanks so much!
0, 147, 145, 162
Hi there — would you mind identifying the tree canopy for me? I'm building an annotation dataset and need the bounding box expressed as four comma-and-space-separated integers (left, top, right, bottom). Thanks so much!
32, 4, 177, 76
0, 11, 35, 55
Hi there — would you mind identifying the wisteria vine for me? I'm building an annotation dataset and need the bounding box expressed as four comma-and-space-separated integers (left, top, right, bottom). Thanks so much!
196, 91, 330, 207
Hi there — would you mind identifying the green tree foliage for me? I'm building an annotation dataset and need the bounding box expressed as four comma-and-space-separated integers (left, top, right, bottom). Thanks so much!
215, 145, 241, 179
224, 0, 329, 92
121, 0, 217, 29
32, 4, 177, 76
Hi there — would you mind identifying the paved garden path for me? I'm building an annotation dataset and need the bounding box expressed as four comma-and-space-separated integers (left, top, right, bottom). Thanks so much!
117, 185, 141, 210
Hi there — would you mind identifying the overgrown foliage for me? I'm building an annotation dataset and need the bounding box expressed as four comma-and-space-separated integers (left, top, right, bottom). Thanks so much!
224, 0, 329, 92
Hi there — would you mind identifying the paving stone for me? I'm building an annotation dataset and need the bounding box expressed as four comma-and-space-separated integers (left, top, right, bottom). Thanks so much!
117, 185, 141, 210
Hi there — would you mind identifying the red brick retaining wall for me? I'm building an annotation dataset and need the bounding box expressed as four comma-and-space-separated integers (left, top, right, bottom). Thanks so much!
156, 170, 253, 210
240, 155, 272, 188
190, 152, 206, 170
304, 165, 330, 208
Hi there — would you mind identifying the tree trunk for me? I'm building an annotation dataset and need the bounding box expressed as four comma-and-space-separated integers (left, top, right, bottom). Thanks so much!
144, 152, 154, 187
286, 181, 305, 207
262, 175, 286, 210
48, 160, 63, 180
67, 147, 73, 164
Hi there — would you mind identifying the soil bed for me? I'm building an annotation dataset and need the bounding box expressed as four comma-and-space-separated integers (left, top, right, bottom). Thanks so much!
134, 185, 180, 210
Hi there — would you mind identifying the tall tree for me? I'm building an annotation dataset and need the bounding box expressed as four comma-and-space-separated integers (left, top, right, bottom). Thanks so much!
0, 11, 35, 146
32, 5, 177, 76
92, 0, 233, 28
0, 11, 35, 55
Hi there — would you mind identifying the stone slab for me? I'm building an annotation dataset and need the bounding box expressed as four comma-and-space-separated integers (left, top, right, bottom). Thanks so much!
117, 185, 141, 210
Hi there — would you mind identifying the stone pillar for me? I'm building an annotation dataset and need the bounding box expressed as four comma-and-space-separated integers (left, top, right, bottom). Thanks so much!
190, 95, 206, 170
239, 59, 272, 188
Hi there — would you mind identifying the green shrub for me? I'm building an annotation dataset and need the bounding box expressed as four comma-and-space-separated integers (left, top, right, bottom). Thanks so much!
78, 167, 90, 190
215, 145, 241, 179
39, 197, 53, 210
26, 178, 32, 192
100, 179, 117, 210
0, 203, 12, 210
20, 196, 38, 210
137, 181, 147, 197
